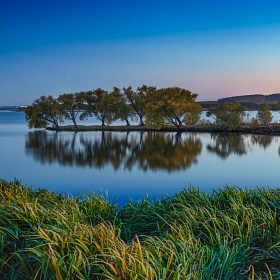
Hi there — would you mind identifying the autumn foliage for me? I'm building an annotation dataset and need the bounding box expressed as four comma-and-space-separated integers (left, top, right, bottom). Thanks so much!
25, 85, 202, 129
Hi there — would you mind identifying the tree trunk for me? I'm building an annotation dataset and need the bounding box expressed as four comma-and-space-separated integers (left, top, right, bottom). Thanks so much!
53, 120, 59, 128
125, 118, 130, 126
73, 118, 77, 128
139, 115, 144, 126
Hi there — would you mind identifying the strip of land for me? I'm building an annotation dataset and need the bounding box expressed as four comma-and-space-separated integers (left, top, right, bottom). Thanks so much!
46, 123, 280, 135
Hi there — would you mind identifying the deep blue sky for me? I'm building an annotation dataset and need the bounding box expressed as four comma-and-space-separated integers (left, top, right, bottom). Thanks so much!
1, 0, 280, 105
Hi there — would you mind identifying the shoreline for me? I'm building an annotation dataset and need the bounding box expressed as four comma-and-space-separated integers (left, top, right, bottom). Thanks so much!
46, 123, 280, 135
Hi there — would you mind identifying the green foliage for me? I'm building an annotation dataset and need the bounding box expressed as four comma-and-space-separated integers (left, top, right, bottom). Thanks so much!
95, 88, 125, 126
145, 87, 202, 129
78, 90, 98, 119
79, 87, 136, 126
26, 85, 204, 129
184, 102, 202, 125
79, 87, 134, 126
111, 87, 135, 126
1, 179, 280, 279
257, 105, 273, 127
79, 88, 109, 126
58, 93, 85, 127
123, 85, 156, 125
207, 102, 245, 131
25, 95, 64, 129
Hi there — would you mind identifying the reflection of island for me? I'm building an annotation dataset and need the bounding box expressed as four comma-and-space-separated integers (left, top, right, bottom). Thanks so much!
206, 133, 247, 159
26, 131, 202, 172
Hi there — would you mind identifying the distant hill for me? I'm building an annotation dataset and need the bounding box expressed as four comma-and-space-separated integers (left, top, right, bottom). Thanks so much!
200, 93, 280, 110
218, 93, 280, 103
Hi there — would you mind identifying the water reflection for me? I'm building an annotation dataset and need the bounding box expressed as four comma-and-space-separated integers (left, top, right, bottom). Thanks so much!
206, 133, 275, 159
250, 134, 273, 149
25, 131, 202, 172
206, 133, 247, 159
26, 131, 280, 169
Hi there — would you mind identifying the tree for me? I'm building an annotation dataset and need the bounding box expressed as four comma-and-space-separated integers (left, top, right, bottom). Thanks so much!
206, 102, 245, 131
25, 95, 64, 129
94, 89, 123, 126
256, 105, 273, 129
79, 90, 97, 120
145, 87, 201, 129
57, 93, 84, 127
109, 87, 135, 126
79, 88, 109, 126
82, 88, 129, 126
123, 85, 156, 125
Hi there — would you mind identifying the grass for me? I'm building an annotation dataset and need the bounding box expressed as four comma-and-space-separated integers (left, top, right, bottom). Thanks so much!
1, 179, 280, 279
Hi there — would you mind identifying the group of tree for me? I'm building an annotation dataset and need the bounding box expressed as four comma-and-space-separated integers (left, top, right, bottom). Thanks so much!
25, 85, 202, 130
207, 101, 280, 131
25, 86, 280, 132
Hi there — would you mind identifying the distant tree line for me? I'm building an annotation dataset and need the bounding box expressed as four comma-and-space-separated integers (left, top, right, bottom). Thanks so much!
200, 101, 280, 111
218, 93, 280, 103
25, 85, 202, 129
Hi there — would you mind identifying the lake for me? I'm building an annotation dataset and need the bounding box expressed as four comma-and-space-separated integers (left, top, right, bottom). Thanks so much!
1, 111, 280, 206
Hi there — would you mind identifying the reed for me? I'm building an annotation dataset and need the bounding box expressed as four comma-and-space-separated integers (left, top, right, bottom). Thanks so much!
1, 179, 280, 279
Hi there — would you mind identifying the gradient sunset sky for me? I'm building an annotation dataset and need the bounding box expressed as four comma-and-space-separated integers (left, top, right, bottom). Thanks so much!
1, 0, 280, 105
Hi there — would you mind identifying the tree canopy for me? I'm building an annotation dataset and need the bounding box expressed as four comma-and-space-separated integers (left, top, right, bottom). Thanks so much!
57, 93, 84, 127
25, 95, 64, 129
206, 102, 245, 131
25, 85, 203, 129
145, 87, 202, 129
123, 85, 156, 125
256, 105, 273, 128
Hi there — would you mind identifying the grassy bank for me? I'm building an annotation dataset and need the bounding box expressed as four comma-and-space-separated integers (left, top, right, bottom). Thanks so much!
1, 180, 280, 279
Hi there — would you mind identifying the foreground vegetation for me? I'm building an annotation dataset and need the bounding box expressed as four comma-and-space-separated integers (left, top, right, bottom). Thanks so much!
1, 180, 280, 279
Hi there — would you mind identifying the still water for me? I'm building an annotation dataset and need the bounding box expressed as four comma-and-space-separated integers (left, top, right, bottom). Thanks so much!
1, 111, 280, 206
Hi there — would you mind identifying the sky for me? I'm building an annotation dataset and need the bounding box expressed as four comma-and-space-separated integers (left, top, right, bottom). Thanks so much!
1, 0, 280, 105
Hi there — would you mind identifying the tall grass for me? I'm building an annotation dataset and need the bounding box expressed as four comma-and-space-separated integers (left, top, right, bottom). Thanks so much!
0, 179, 280, 279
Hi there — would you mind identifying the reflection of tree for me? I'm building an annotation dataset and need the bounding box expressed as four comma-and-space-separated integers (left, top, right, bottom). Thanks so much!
250, 135, 272, 149
206, 133, 247, 159
129, 132, 202, 171
25, 131, 202, 172
79, 132, 129, 169
25, 131, 84, 166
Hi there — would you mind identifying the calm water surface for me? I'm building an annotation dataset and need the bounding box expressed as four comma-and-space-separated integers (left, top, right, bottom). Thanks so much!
1, 111, 280, 206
